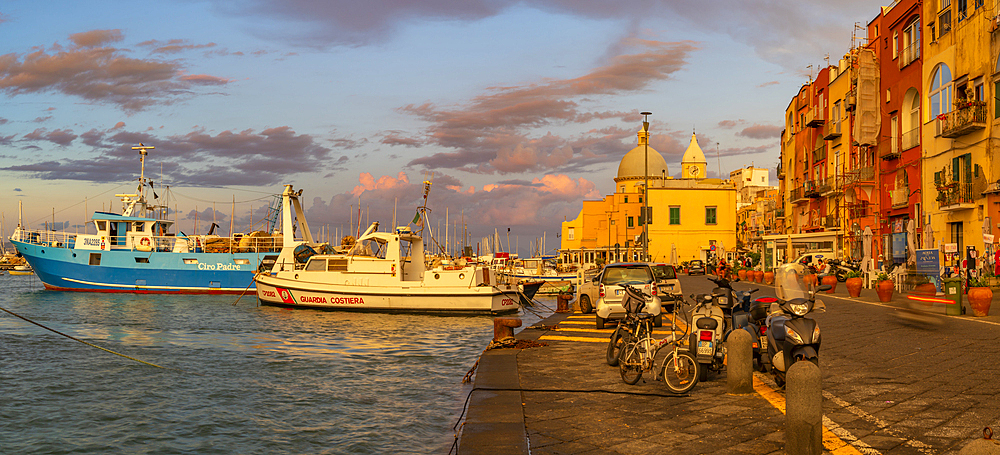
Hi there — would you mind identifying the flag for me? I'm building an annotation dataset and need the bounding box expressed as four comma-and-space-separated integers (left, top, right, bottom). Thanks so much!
412, 211, 422, 227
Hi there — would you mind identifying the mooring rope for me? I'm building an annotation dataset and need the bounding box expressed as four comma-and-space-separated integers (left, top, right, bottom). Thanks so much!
0, 305, 199, 375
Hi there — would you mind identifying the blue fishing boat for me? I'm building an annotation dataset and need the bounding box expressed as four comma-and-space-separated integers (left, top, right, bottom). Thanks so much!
9, 144, 282, 293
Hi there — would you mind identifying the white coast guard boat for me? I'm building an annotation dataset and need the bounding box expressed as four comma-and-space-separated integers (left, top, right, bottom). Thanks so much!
254, 185, 526, 314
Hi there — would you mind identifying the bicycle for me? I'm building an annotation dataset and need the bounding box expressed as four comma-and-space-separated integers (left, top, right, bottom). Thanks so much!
616, 286, 700, 393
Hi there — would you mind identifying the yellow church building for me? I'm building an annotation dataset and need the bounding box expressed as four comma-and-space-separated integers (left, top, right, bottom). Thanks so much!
560, 127, 737, 267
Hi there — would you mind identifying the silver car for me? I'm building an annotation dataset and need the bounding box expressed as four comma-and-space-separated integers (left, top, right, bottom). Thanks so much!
594, 262, 662, 329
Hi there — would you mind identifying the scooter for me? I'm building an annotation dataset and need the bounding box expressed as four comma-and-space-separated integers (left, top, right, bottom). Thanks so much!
765, 263, 829, 387
710, 276, 776, 373
827, 258, 860, 283
688, 291, 726, 382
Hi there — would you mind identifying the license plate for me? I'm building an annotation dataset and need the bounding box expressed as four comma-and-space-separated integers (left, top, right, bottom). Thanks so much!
615, 289, 623, 295
697, 341, 713, 355
760, 336, 768, 350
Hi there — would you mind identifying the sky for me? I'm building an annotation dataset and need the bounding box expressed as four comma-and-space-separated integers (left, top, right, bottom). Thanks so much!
0, 0, 881, 257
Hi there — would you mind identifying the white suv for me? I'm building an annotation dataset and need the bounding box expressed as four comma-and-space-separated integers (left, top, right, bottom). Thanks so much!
594, 262, 662, 329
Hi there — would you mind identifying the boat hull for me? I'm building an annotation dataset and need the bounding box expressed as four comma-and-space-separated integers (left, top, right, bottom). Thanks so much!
12, 240, 264, 294
255, 274, 520, 314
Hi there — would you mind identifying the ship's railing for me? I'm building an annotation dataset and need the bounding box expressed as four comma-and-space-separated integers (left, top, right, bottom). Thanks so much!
11, 229, 79, 248
11, 228, 283, 253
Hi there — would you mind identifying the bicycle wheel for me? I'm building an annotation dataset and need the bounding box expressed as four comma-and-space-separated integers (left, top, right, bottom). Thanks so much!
661, 350, 699, 393
606, 327, 624, 366
618, 343, 642, 385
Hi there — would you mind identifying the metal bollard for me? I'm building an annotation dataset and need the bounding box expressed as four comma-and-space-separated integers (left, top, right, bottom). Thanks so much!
727, 329, 754, 394
493, 317, 522, 342
786, 361, 822, 455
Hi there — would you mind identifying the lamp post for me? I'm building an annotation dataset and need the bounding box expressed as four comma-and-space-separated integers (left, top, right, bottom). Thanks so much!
641, 111, 652, 262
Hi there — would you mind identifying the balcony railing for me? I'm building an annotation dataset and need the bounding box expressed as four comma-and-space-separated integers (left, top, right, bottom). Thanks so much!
880, 137, 900, 160
890, 186, 909, 208
775, 208, 785, 219
803, 180, 820, 198
823, 121, 842, 140
843, 166, 875, 186
791, 186, 805, 202
845, 88, 857, 111
824, 214, 840, 228
823, 175, 842, 195
939, 103, 987, 138
937, 182, 975, 210
811, 144, 827, 163
805, 108, 825, 127
898, 41, 919, 69
901, 127, 919, 151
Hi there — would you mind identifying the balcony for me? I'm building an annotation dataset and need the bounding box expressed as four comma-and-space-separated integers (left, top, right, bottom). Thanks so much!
937, 182, 975, 211
811, 144, 827, 163
777, 162, 784, 179
845, 89, 857, 111
824, 214, 841, 228
823, 121, 842, 140
900, 127, 919, 151
822, 175, 842, 196
898, 41, 919, 69
843, 166, 875, 187
775, 208, 785, 219
791, 186, 806, 203
803, 180, 820, 198
939, 103, 987, 138
880, 137, 900, 160
890, 186, 909, 208
805, 109, 825, 127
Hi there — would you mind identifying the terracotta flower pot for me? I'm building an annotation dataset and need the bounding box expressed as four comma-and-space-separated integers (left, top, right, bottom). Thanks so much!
821, 275, 838, 293
876, 280, 894, 303
913, 283, 937, 307
731, 272, 739, 281
968, 287, 993, 317
763, 271, 775, 285
846, 277, 863, 297
753, 270, 764, 283
804, 274, 817, 286
737, 269, 747, 280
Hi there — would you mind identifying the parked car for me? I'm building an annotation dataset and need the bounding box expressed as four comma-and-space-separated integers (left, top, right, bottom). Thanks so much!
649, 263, 683, 297
576, 267, 602, 313
687, 259, 706, 275
593, 262, 662, 329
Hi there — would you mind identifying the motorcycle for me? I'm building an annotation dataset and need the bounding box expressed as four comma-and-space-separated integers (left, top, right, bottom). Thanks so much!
709, 276, 775, 373
826, 258, 860, 283
688, 290, 726, 382
765, 262, 829, 388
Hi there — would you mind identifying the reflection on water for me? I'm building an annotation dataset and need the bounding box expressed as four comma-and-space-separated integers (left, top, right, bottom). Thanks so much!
0, 275, 553, 454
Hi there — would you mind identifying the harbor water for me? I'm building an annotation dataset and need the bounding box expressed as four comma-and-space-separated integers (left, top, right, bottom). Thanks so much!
0, 275, 552, 454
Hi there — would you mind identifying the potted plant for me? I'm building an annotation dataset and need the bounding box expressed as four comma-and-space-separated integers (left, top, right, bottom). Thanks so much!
875, 272, 894, 303
763, 269, 775, 285
752, 268, 764, 283
967, 272, 993, 317
821, 272, 838, 293
737, 266, 748, 281
845, 270, 864, 298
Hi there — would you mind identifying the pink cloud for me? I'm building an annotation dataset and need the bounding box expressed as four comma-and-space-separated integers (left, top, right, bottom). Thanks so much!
351, 171, 410, 196
737, 124, 783, 139
400, 38, 698, 174
0, 30, 231, 111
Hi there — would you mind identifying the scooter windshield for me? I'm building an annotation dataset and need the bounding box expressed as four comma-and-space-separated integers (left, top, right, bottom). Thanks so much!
774, 263, 809, 301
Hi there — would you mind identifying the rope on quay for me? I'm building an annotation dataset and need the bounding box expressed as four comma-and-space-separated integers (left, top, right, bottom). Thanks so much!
231, 275, 257, 306
0, 305, 201, 375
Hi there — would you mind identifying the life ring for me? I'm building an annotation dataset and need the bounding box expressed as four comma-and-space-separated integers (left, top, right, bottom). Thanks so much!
136, 236, 153, 252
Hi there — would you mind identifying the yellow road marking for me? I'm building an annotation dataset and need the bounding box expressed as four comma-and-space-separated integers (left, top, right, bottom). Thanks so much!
539, 335, 606, 343
753, 376, 863, 454
545, 327, 612, 333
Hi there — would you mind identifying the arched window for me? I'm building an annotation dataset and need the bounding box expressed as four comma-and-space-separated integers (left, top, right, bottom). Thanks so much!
929, 64, 952, 119
901, 88, 920, 149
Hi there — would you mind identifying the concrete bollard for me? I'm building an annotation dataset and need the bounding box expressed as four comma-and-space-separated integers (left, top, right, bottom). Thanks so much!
786, 361, 822, 455
493, 317, 522, 341
727, 329, 754, 394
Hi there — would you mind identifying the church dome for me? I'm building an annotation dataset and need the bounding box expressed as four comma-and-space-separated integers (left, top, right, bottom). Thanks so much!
616, 130, 669, 180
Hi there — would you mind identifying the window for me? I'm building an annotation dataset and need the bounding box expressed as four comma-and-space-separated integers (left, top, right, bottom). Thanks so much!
939, 9, 952, 36
902, 88, 920, 150
89, 253, 101, 266
627, 216, 634, 228
892, 31, 898, 59
624, 196, 628, 203
930, 64, 952, 119
974, 77, 984, 102
705, 207, 717, 225
567, 227, 575, 241
639, 207, 652, 225
957, 0, 967, 21
134, 257, 149, 263
669, 206, 680, 225
891, 116, 899, 154
901, 19, 920, 66
951, 221, 964, 254
305, 258, 326, 271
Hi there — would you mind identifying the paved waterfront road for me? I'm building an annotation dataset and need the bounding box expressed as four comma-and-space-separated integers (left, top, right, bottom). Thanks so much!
683, 274, 1000, 453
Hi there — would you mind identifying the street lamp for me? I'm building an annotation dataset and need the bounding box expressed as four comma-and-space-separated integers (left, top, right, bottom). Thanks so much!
641, 111, 652, 262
